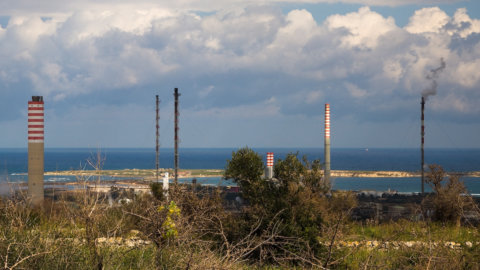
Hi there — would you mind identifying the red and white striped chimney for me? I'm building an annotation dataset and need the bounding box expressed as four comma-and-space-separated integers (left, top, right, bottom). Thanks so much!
28, 96, 44, 205
266, 152, 274, 179
267, 152, 274, 167
28, 99, 44, 143
324, 104, 331, 182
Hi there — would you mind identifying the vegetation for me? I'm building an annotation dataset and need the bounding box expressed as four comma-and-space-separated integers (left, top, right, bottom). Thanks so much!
422, 164, 478, 227
0, 148, 479, 269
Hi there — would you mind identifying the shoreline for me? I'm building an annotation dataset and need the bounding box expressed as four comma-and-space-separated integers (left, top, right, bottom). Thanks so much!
40, 169, 480, 179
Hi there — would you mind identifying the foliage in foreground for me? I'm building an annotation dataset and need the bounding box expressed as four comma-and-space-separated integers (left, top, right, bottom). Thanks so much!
0, 188, 479, 269
422, 164, 479, 226
0, 148, 479, 269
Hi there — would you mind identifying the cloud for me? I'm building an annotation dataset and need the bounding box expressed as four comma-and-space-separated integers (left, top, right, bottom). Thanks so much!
1, 6, 479, 108
198, 85, 215, 98
0, 0, 467, 16
305, 90, 323, 104
405, 7, 450, 34
326, 6, 397, 49
345, 82, 368, 98
315, 0, 463, 6
454, 59, 480, 88
190, 98, 281, 119
1, 4, 480, 147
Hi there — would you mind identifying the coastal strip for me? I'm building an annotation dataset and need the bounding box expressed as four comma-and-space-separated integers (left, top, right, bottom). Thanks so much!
43, 169, 480, 179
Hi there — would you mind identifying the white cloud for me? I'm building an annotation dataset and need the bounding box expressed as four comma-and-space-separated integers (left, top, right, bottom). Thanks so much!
271, 9, 317, 48
382, 58, 404, 83
454, 59, 480, 88
0, 0, 466, 16
0, 6, 478, 102
313, 0, 462, 6
405, 6, 480, 38
405, 7, 449, 34
1, 4, 480, 148
1, 16, 57, 53
326, 6, 397, 49
451, 8, 480, 38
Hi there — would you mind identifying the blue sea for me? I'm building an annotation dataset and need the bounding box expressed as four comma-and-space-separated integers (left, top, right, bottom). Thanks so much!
1, 148, 479, 194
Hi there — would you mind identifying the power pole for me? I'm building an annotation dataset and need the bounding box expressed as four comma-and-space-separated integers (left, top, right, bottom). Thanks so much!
156, 95, 160, 183
174, 88, 181, 185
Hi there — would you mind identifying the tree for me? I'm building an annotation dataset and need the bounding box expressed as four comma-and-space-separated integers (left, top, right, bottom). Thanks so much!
274, 153, 330, 194
224, 148, 338, 265
423, 164, 475, 226
270, 153, 329, 244
224, 147, 266, 205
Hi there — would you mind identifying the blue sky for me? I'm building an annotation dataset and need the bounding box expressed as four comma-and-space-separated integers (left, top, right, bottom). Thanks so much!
0, 0, 479, 149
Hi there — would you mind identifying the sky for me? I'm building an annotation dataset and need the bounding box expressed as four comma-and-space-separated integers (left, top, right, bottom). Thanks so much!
1, 0, 480, 149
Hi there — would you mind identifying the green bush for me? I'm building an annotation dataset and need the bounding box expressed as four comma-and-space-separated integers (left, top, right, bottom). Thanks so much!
224, 148, 347, 266
150, 182, 166, 201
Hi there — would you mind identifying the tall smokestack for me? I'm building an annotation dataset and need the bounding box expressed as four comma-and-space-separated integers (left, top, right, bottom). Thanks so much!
156, 95, 160, 183
421, 97, 425, 195
419, 58, 445, 195
324, 104, 331, 183
28, 96, 44, 205
266, 152, 274, 179
174, 88, 180, 185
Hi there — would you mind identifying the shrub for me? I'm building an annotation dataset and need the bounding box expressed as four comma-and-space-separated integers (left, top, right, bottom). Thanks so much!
224, 148, 350, 266
423, 164, 476, 226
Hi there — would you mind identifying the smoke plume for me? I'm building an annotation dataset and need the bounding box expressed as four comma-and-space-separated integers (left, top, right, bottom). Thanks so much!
422, 58, 446, 99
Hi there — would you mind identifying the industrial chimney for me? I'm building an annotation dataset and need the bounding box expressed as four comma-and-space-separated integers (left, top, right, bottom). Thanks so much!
421, 97, 425, 195
28, 96, 44, 205
265, 152, 274, 179
324, 104, 331, 183
173, 88, 180, 185
156, 95, 160, 183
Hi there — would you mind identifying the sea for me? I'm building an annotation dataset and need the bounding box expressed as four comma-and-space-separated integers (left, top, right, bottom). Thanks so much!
1, 148, 479, 194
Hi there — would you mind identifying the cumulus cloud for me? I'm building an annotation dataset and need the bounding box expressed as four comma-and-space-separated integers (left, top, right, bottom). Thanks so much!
326, 7, 397, 49
0, 6, 478, 101
1, 3, 480, 147
452, 8, 480, 37
405, 7, 450, 34
0, 0, 466, 16
454, 59, 480, 88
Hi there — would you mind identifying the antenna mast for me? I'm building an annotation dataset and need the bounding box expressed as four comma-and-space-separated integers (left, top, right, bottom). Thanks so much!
174, 88, 181, 185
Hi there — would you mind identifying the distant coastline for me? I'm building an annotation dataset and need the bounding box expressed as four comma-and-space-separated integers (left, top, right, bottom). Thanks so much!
43, 169, 480, 179
4, 148, 480, 180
